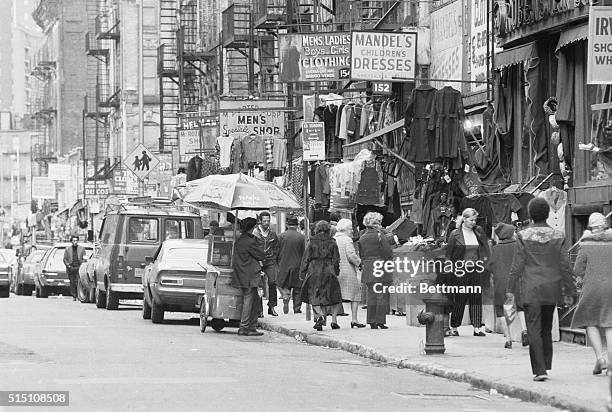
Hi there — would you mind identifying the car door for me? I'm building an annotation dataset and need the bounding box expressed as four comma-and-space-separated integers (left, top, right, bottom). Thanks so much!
123, 216, 160, 285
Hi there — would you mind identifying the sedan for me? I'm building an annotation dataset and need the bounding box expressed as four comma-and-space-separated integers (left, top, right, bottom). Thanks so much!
0, 252, 10, 298
142, 239, 208, 324
34, 244, 94, 298
13, 249, 46, 296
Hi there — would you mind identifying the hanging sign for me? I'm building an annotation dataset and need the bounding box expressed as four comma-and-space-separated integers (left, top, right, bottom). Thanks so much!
279, 32, 351, 82
219, 100, 285, 142
178, 113, 218, 163
84, 182, 110, 197
430, 0, 464, 87
587, 6, 612, 85
470, 0, 489, 93
372, 82, 392, 95
302, 122, 325, 161
350, 31, 417, 81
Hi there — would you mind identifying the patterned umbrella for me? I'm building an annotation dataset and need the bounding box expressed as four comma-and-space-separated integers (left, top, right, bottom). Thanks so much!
181, 173, 301, 211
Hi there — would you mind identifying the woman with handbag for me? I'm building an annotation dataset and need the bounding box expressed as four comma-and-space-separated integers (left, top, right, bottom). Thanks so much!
358, 212, 393, 329
334, 218, 365, 328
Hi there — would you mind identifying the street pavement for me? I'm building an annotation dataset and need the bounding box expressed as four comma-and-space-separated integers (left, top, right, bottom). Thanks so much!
259, 302, 611, 412
0, 295, 555, 412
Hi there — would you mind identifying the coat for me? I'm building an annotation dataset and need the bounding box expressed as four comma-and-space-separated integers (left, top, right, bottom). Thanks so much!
231, 233, 265, 288
358, 228, 393, 284
507, 223, 576, 306
63, 245, 85, 269
444, 225, 491, 287
404, 85, 437, 162
428, 86, 465, 160
571, 229, 612, 328
334, 232, 362, 302
277, 228, 305, 289
299, 233, 342, 306
252, 226, 280, 267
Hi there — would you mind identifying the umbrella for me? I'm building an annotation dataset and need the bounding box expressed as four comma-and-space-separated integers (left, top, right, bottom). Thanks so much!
182, 173, 301, 211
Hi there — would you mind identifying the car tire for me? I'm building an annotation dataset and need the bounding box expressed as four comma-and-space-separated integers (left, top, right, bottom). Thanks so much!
211, 318, 225, 332
151, 301, 164, 324
0, 287, 9, 298
199, 302, 207, 333
24, 285, 33, 296
105, 286, 119, 310
95, 286, 106, 308
88, 285, 95, 303
37, 286, 48, 298
142, 292, 152, 320
77, 278, 89, 303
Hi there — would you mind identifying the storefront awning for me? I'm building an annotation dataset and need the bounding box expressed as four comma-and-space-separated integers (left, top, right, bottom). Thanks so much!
494, 42, 538, 71
343, 120, 404, 160
555, 24, 588, 54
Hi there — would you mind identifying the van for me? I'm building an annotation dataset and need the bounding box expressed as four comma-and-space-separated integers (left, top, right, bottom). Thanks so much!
89, 204, 203, 310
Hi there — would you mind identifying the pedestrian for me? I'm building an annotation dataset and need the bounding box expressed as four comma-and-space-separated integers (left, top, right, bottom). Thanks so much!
253, 211, 280, 316
334, 218, 365, 328
358, 212, 393, 329
570, 212, 612, 375
507, 197, 576, 382
300, 220, 343, 331
63, 235, 85, 301
231, 217, 265, 337
490, 223, 528, 349
140, 151, 151, 171
206, 220, 225, 238
445, 208, 490, 337
329, 212, 341, 237
277, 216, 305, 314
133, 155, 141, 171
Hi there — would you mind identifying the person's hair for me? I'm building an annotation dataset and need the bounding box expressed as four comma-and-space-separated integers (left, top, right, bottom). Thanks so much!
335, 218, 353, 234
286, 216, 298, 226
528, 198, 550, 223
314, 220, 331, 235
177, 167, 186, 174
259, 211, 271, 221
363, 212, 383, 228
329, 212, 341, 223
456, 208, 478, 227
209, 220, 219, 228
70, 235, 79, 241
240, 217, 258, 233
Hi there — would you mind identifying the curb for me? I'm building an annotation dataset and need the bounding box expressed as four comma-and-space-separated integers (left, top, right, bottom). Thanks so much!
258, 320, 600, 412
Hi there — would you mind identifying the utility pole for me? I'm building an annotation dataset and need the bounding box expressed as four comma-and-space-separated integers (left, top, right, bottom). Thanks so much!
138, 0, 145, 195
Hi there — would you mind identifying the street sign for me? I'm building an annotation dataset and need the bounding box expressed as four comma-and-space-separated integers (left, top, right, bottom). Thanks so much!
123, 144, 159, 181
302, 122, 326, 161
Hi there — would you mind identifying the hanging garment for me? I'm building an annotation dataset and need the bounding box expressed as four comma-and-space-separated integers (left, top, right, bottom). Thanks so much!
241, 134, 265, 166
186, 156, 203, 181
200, 155, 219, 178
338, 105, 350, 140
346, 104, 361, 143
335, 103, 345, 139
538, 187, 567, 233
359, 102, 374, 138
428, 86, 465, 160
460, 196, 495, 238
487, 194, 522, 225
264, 138, 274, 167
514, 192, 535, 223
217, 135, 234, 169
314, 164, 331, 207
355, 166, 381, 205
324, 105, 342, 161
404, 85, 437, 162
230, 137, 242, 173
272, 138, 287, 169
377, 100, 388, 130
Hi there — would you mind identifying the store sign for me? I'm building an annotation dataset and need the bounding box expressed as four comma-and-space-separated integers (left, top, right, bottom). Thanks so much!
145, 153, 173, 198
350, 31, 417, 81
219, 100, 285, 143
587, 6, 612, 84
84, 183, 110, 197
279, 32, 351, 82
470, 0, 488, 93
372, 82, 393, 95
430, 0, 464, 87
302, 122, 325, 161
31, 177, 56, 199
48, 164, 72, 181
112, 167, 138, 195
178, 114, 218, 163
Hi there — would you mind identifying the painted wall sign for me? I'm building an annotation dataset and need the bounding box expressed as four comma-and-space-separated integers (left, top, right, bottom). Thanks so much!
219, 100, 285, 142
587, 6, 612, 84
430, 0, 464, 87
470, 0, 489, 93
350, 31, 417, 81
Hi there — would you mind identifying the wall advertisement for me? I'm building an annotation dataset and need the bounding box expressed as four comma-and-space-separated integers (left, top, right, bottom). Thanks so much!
430, 0, 464, 88
178, 114, 218, 163
219, 100, 285, 143
350, 31, 418, 81
469, 0, 488, 93
279, 32, 351, 82
587, 6, 612, 84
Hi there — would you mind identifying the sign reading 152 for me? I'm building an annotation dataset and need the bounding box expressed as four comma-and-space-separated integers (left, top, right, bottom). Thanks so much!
372, 82, 392, 95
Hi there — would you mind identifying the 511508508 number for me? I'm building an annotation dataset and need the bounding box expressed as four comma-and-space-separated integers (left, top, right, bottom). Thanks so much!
0, 391, 69, 406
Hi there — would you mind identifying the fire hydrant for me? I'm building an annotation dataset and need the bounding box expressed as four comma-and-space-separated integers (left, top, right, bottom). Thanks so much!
417, 293, 448, 355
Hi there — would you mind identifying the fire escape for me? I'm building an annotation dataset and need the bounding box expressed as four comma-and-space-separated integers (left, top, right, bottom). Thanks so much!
158, 0, 180, 151
221, 1, 255, 96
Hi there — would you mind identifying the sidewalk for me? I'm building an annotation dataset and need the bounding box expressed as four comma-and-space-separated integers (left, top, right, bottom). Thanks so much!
258, 303, 609, 412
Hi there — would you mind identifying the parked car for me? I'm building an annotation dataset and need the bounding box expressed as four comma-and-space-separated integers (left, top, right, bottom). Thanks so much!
13, 249, 46, 296
142, 239, 209, 323
87, 205, 204, 310
34, 243, 94, 298
0, 252, 11, 298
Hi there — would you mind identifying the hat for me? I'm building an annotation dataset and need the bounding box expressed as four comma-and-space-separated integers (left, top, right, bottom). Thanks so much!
287, 216, 298, 226
588, 212, 607, 229
494, 223, 515, 241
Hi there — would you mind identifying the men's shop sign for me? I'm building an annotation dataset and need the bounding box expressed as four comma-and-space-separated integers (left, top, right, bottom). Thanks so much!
494, 0, 590, 37
279, 32, 351, 82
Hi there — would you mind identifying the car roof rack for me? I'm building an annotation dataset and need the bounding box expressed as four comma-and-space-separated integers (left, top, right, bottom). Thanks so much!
103, 196, 201, 216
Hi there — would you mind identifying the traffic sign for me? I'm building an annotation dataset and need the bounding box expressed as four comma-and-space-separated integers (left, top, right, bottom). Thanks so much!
123, 144, 159, 181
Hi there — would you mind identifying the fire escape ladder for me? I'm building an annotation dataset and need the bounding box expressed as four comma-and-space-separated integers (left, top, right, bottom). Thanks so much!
222, 1, 255, 96
159, 0, 180, 151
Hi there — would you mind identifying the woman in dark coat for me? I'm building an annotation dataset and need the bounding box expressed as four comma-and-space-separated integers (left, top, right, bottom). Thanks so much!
571, 212, 612, 376
358, 212, 393, 329
300, 220, 343, 331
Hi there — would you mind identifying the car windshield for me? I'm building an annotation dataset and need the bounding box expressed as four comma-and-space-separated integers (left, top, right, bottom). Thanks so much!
26, 251, 46, 263
163, 247, 207, 269
46, 247, 94, 271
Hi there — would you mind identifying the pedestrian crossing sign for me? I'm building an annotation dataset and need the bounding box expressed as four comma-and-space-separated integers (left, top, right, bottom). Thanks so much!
124, 144, 159, 181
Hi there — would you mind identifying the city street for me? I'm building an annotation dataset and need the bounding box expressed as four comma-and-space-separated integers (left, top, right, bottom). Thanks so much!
0, 295, 552, 412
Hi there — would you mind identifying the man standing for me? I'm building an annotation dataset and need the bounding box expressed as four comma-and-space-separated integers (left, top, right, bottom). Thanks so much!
277, 216, 305, 314
231, 218, 266, 336
253, 211, 280, 316
63, 236, 85, 301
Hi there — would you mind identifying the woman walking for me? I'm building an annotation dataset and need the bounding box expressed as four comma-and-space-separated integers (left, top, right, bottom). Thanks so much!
507, 198, 576, 382
334, 218, 365, 328
446, 208, 490, 337
571, 212, 612, 376
300, 220, 343, 331
358, 212, 393, 329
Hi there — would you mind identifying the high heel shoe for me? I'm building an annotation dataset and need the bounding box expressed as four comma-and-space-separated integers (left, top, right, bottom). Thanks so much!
351, 321, 366, 328
593, 358, 608, 375
331, 322, 340, 330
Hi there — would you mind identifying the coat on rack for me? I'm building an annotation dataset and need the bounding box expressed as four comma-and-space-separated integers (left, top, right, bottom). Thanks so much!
404, 85, 437, 162
428, 86, 466, 160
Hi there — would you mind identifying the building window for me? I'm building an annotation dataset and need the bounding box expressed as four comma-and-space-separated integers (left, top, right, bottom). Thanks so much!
143, 56, 157, 96
143, 3, 158, 29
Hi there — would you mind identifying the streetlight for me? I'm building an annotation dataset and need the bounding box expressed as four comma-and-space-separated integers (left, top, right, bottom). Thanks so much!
10, 154, 16, 225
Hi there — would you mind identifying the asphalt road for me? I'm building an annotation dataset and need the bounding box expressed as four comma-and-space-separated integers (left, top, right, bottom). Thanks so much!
0, 295, 553, 412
